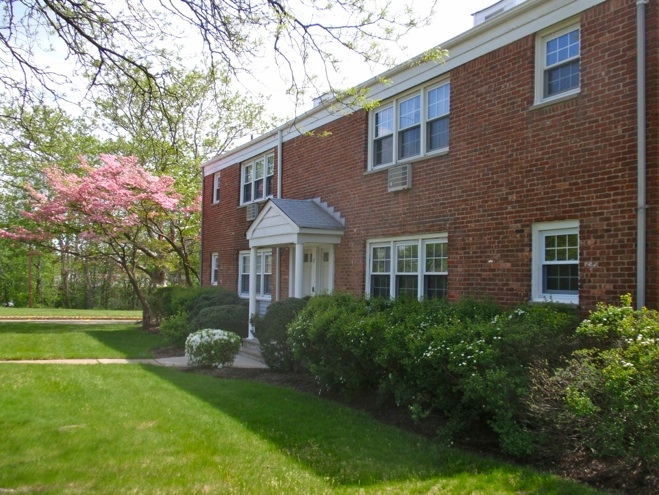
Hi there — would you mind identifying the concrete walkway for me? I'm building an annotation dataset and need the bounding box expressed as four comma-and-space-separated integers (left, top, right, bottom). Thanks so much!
0, 351, 269, 369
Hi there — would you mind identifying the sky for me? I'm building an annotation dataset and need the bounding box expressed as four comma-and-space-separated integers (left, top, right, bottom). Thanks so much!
229, 0, 499, 119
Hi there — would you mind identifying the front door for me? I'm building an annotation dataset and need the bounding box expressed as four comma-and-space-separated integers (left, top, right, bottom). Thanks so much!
302, 247, 332, 296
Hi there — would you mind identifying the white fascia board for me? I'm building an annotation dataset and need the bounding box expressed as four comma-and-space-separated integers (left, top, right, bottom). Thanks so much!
202, 0, 605, 177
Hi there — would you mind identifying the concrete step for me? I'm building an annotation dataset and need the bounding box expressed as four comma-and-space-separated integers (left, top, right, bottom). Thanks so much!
241, 339, 265, 363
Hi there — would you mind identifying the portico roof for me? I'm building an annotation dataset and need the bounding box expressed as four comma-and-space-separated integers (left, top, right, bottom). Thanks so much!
246, 198, 345, 248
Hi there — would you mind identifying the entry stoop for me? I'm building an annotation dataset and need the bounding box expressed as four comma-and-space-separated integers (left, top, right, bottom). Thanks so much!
241, 339, 265, 363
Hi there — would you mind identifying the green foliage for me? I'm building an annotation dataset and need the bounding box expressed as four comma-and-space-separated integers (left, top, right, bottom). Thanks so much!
185, 328, 242, 368
529, 295, 659, 472
290, 293, 581, 456
150, 286, 241, 322
159, 311, 193, 348
190, 304, 249, 339
252, 297, 308, 371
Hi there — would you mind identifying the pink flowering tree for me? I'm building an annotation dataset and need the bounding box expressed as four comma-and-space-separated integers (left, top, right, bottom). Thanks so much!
0, 154, 200, 328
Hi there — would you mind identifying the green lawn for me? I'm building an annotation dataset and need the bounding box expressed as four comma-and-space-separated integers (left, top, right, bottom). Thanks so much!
0, 307, 142, 319
0, 322, 167, 360
0, 322, 605, 494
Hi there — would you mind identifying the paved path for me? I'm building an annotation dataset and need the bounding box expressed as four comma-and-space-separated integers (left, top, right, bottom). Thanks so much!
0, 352, 269, 369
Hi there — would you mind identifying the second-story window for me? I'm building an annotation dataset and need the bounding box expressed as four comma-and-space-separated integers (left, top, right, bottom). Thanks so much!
241, 153, 274, 205
212, 172, 221, 204
536, 21, 580, 103
371, 80, 450, 169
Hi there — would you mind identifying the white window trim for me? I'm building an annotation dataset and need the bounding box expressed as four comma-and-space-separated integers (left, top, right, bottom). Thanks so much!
212, 172, 221, 204
531, 220, 579, 305
238, 249, 273, 300
240, 153, 275, 205
210, 253, 219, 285
368, 79, 450, 170
534, 19, 581, 105
365, 233, 448, 299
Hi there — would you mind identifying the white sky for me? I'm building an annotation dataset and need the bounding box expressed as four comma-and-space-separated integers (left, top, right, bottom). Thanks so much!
245, 0, 498, 118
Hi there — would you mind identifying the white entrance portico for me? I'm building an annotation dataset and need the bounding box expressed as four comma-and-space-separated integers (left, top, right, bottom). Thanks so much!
245, 198, 345, 339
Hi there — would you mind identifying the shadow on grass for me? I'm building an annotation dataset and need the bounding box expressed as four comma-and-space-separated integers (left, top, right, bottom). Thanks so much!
144, 365, 600, 493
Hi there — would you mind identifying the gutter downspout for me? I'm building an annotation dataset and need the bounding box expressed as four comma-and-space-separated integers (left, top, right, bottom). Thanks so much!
199, 171, 205, 286
275, 130, 283, 302
637, 0, 648, 309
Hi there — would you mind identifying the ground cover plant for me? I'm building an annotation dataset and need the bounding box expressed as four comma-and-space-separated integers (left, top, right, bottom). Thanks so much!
0, 363, 603, 495
0, 322, 167, 360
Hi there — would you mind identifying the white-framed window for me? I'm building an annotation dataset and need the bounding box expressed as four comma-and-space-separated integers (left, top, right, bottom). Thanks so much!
370, 80, 450, 169
367, 234, 448, 299
210, 253, 219, 285
532, 220, 579, 304
238, 250, 272, 298
241, 153, 275, 205
212, 172, 221, 204
535, 21, 580, 104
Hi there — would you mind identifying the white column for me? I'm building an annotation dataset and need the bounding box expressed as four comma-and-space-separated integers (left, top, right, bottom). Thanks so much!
289, 246, 295, 298
248, 246, 257, 339
294, 242, 304, 298
328, 245, 335, 293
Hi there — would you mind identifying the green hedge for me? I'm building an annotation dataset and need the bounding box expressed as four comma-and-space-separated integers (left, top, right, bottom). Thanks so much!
252, 297, 308, 371
289, 293, 580, 456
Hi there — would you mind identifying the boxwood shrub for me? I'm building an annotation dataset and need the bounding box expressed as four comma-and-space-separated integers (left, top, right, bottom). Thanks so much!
190, 304, 249, 338
252, 297, 308, 371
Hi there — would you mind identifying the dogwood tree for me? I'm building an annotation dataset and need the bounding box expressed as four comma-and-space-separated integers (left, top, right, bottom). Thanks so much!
0, 154, 200, 327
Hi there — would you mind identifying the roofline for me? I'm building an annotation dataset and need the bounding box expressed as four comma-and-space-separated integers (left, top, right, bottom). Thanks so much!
201, 0, 604, 176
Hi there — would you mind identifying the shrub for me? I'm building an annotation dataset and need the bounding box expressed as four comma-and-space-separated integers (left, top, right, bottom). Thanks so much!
149, 286, 242, 322
188, 290, 245, 318
290, 292, 580, 457
185, 329, 241, 368
289, 293, 388, 396
190, 304, 249, 338
529, 295, 659, 473
252, 297, 308, 371
159, 311, 193, 348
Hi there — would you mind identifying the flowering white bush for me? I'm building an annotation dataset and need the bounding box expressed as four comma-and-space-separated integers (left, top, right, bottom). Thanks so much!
185, 329, 241, 368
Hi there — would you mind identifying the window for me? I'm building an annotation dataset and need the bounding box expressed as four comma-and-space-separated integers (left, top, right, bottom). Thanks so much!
367, 235, 448, 299
532, 221, 579, 304
536, 22, 580, 103
238, 250, 272, 297
241, 154, 274, 205
211, 253, 219, 285
211, 173, 221, 204
371, 80, 450, 168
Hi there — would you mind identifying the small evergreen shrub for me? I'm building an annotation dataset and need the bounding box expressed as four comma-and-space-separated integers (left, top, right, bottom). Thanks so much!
159, 311, 193, 348
185, 329, 241, 368
191, 304, 249, 338
188, 290, 245, 318
529, 295, 659, 472
149, 286, 242, 322
252, 297, 308, 371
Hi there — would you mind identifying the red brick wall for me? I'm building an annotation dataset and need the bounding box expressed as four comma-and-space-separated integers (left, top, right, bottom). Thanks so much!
202, 0, 657, 311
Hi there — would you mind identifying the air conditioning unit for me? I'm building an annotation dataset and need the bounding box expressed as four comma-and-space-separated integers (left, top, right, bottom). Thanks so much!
388, 164, 411, 192
246, 203, 259, 221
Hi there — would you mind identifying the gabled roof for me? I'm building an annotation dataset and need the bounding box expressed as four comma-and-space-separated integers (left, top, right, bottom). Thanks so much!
246, 198, 345, 248
270, 198, 345, 230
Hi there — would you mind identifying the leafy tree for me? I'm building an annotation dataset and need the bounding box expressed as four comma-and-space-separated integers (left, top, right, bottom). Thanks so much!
0, 0, 434, 110
0, 155, 200, 326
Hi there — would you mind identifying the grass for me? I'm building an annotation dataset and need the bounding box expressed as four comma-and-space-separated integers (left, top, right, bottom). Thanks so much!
0, 322, 168, 360
0, 322, 606, 494
0, 364, 605, 495
0, 307, 142, 318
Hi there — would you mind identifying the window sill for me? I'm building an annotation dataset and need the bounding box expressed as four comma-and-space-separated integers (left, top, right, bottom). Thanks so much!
531, 90, 580, 111
239, 294, 272, 302
239, 197, 272, 208
366, 149, 449, 175
531, 295, 579, 306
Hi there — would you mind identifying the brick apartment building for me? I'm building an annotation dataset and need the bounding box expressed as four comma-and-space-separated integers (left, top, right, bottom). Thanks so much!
200, 0, 658, 337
